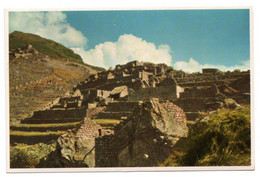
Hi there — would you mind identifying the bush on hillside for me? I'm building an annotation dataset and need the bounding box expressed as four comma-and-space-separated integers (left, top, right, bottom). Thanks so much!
160, 107, 251, 166
10, 142, 56, 168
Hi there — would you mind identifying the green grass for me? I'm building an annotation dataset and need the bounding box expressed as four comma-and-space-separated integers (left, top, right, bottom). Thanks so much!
93, 119, 122, 125
10, 130, 66, 136
11, 122, 81, 128
186, 120, 195, 125
160, 106, 251, 166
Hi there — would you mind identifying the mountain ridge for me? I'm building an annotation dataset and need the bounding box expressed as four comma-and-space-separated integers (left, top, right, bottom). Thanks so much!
9, 31, 105, 72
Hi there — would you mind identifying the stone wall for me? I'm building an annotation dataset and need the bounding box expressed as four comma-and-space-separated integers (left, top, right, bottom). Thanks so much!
74, 119, 101, 167
173, 97, 222, 112
31, 108, 87, 119
95, 135, 119, 167
180, 85, 218, 98
175, 72, 249, 83
178, 80, 227, 88
76, 119, 101, 140
231, 94, 250, 105
128, 85, 179, 101
161, 100, 187, 126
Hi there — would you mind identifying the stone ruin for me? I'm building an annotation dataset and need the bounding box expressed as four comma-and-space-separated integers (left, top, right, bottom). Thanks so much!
10, 60, 250, 167
9, 44, 40, 60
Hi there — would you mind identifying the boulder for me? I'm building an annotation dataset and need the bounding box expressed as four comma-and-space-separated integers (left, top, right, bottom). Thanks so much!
56, 119, 100, 167
57, 131, 76, 165
33, 49, 39, 55
224, 98, 241, 109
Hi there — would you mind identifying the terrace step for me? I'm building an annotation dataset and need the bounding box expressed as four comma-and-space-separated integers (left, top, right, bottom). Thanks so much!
10, 122, 81, 132
10, 130, 66, 145
97, 112, 132, 120
106, 101, 141, 112
31, 108, 86, 119
93, 119, 122, 128
66, 102, 80, 108
51, 104, 64, 109
21, 117, 84, 124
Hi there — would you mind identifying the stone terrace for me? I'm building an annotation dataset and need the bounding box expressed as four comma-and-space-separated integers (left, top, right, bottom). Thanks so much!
10, 90, 86, 145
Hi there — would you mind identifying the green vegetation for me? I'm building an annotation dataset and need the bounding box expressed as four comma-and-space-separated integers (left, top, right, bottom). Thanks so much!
10, 142, 56, 168
93, 119, 122, 125
10, 122, 81, 132
160, 107, 251, 166
9, 31, 105, 72
11, 122, 81, 128
10, 130, 66, 136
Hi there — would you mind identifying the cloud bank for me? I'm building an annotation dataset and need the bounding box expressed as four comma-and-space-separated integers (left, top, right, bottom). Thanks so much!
9, 11, 87, 48
9, 12, 249, 72
72, 34, 172, 69
174, 58, 250, 73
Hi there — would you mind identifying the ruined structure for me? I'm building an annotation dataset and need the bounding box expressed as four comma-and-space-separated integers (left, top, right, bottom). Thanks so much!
75, 60, 183, 103
10, 60, 250, 167
202, 68, 220, 74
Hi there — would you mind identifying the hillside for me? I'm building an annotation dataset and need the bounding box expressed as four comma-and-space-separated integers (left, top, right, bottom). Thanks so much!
9, 42, 100, 123
9, 31, 105, 72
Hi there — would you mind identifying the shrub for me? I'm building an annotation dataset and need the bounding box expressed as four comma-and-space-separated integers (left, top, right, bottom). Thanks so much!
160, 107, 251, 166
10, 142, 56, 168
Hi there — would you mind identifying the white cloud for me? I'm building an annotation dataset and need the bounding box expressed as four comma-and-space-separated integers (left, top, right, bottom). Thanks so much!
9, 12, 249, 72
72, 34, 172, 68
9, 11, 87, 48
174, 58, 250, 73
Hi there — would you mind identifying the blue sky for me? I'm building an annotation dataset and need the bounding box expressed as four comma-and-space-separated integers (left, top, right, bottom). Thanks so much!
9, 9, 250, 72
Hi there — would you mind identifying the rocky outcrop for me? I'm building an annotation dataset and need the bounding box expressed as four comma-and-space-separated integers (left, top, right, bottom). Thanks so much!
116, 98, 188, 167
55, 118, 102, 167
224, 98, 241, 109
57, 131, 76, 165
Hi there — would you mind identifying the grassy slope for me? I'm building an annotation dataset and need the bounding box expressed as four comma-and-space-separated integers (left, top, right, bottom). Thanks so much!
9, 31, 105, 72
160, 107, 251, 166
